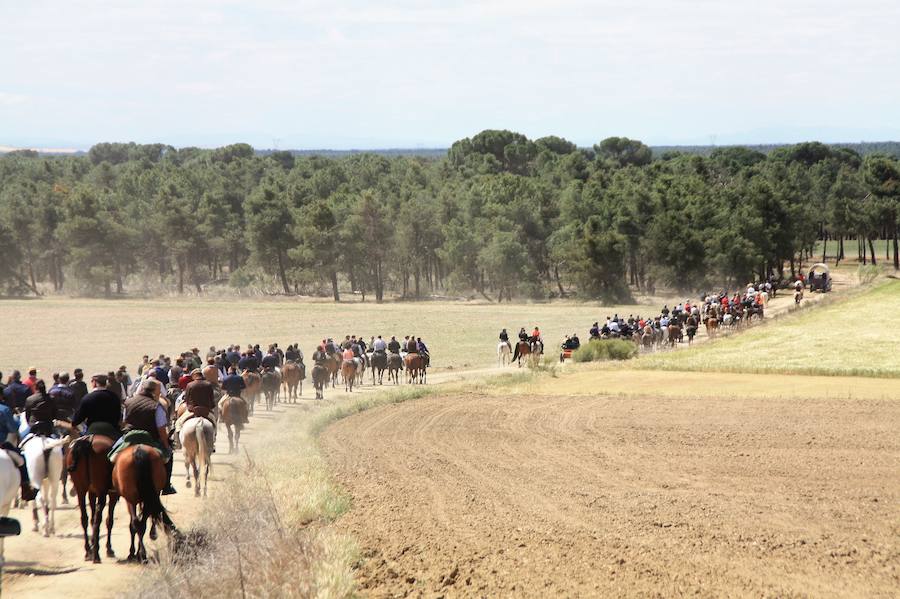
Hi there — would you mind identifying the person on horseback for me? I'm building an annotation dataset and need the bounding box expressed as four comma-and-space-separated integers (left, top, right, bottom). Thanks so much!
373, 335, 387, 354
222, 365, 246, 398
175, 369, 217, 445
50, 372, 77, 427
313, 345, 329, 365
499, 329, 511, 351
3, 371, 30, 412
261, 348, 278, 371
388, 336, 401, 355
416, 338, 430, 367
121, 379, 177, 495
285, 344, 300, 363
406, 335, 418, 354
518, 327, 528, 343
0, 400, 35, 500
341, 346, 354, 362
589, 322, 600, 338
25, 379, 55, 438
72, 374, 122, 439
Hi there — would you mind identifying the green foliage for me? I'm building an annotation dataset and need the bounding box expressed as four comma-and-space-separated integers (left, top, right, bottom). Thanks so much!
571, 339, 637, 362
0, 132, 897, 299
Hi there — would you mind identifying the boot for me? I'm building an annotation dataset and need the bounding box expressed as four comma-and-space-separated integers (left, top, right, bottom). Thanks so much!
162, 456, 177, 495
19, 466, 36, 501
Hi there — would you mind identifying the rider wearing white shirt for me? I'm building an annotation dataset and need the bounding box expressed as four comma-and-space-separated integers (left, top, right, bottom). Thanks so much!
373, 336, 387, 352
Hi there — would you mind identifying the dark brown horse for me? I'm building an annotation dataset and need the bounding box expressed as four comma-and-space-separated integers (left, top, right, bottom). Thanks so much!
512, 341, 531, 368
111, 445, 176, 562
311, 363, 329, 400
261, 369, 281, 410
404, 353, 427, 384
370, 351, 388, 385
324, 354, 340, 388
387, 352, 403, 385
66, 433, 119, 563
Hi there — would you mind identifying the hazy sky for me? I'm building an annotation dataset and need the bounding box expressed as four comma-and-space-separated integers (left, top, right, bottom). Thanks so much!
2, 0, 899, 149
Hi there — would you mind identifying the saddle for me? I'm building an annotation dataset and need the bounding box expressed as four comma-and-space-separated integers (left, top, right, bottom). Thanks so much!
66, 434, 116, 472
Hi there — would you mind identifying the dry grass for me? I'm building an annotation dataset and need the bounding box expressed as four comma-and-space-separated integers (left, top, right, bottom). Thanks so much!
0, 297, 656, 378
637, 279, 900, 378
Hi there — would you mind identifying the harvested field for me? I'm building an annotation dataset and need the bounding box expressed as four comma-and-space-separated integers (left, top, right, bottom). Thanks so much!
323, 391, 900, 597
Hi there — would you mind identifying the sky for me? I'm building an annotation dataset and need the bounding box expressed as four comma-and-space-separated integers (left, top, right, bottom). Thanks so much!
1, 0, 899, 150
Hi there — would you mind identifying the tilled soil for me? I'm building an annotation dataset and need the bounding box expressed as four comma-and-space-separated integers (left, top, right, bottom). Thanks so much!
322, 392, 899, 597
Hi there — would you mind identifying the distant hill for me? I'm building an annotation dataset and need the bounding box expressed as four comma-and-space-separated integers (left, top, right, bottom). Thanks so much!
255, 148, 449, 159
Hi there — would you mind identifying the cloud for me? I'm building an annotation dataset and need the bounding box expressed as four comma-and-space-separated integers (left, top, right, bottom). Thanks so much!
0, 92, 28, 106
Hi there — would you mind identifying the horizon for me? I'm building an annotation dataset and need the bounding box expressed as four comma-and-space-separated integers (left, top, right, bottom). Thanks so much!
3, 1, 899, 150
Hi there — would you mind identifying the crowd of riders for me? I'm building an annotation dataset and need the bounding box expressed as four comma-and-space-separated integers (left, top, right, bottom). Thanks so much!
312, 334, 430, 369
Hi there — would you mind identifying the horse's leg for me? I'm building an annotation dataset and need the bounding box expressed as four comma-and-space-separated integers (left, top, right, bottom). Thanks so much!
92, 492, 106, 563
137, 512, 149, 562
127, 504, 138, 561
184, 451, 192, 489
106, 494, 117, 558
226, 423, 234, 453
78, 492, 91, 560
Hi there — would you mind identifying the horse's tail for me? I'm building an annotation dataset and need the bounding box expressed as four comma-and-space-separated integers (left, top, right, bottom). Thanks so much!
133, 446, 171, 530
195, 420, 211, 476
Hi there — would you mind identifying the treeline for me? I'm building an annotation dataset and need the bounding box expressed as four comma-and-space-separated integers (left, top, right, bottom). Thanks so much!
1, 132, 899, 301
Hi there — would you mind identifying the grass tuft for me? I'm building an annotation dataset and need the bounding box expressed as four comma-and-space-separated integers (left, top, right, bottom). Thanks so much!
571, 339, 637, 362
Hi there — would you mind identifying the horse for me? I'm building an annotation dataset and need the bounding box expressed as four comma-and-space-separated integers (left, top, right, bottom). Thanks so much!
311, 363, 329, 400
667, 323, 683, 347
529, 341, 544, 368
354, 356, 367, 387
686, 323, 698, 345
641, 326, 654, 352
21, 434, 66, 537
66, 431, 119, 563
341, 359, 357, 392
705, 316, 719, 339
0, 450, 20, 565
261, 369, 281, 411
218, 394, 247, 453
497, 342, 511, 366
404, 353, 427, 384
241, 371, 262, 415
794, 289, 803, 305
512, 340, 531, 368
370, 351, 388, 385
281, 361, 303, 402
180, 417, 214, 498
325, 354, 340, 388
387, 352, 403, 385
111, 445, 176, 562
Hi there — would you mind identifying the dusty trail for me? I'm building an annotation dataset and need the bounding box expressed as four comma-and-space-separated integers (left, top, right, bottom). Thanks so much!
322, 392, 899, 597
1, 367, 498, 598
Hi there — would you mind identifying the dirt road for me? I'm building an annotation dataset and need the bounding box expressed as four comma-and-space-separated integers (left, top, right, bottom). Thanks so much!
322, 392, 899, 597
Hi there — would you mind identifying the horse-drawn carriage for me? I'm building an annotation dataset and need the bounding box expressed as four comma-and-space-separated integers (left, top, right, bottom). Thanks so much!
807, 263, 832, 292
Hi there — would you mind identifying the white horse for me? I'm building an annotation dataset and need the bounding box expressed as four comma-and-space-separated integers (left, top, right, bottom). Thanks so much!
180, 417, 215, 498
21, 435, 65, 537
497, 342, 511, 366
0, 449, 22, 564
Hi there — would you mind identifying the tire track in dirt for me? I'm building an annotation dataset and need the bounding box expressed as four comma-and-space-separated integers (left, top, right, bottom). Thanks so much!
322, 392, 899, 597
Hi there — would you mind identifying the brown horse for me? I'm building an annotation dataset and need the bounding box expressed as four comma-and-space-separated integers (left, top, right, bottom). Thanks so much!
387, 352, 403, 385
66, 433, 119, 563
281, 361, 303, 401
111, 445, 176, 563
667, 323, 683, 346
324, 354, 340, 388
341, 359, 357, 392
242, 371, 262, 415
311, 363, 329, 400
261, 369, 281, 410
705, 316, 719, 338
513, 340, 531, 368
218, 394, 247, 453
370, 351, 388, 385
404, 353, 427, 384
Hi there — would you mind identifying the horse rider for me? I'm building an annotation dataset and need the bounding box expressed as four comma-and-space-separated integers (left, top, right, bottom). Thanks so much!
312, 345, 329, 365
571, 333, 581, 349
24, 379, 56, 438
405, 335, 419, 354
416, 337, 431, 367
50, 372, 77, 431
285, 344, 301, 363
341, 346, 355, 362
3, 371, 30, 412
238, 351, 258, 373
530, 326, 542, 346
589, 322, 600, 338
373, 335, 387, 354
71, 374, 123, 440
174, 369, 217, 445
517, 328, 528, 343
121, 379, 177, 495
261, 349, 279, 371
387, 336, 401, 355
325, 338, 338, 355
0, 399, 36, 500
499, 329, 511, 351
222, 365, 246, 397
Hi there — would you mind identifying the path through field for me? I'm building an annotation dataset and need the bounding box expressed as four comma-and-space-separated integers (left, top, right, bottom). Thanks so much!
322, 391, 899, 597
2, 368, 499, 597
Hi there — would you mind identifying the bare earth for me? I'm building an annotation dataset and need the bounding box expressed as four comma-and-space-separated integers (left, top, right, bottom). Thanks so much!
322, 392, 900, 597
